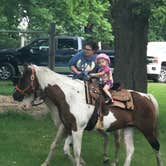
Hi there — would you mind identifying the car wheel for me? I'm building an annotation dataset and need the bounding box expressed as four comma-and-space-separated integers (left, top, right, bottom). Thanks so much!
0, 63, 16, 80
158, 66, 166, 83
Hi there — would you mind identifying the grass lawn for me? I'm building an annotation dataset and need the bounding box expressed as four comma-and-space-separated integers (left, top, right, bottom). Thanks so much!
0, 81, 165, 166
0, 81, 14, 96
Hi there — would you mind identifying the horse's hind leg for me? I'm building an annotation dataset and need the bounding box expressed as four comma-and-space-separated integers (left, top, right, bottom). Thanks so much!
41, 124, 66, 166
110, 130, 121, 166
144, 134, 162, 166
123, 127, 134, 166
98, 130, 121, 166
154, 149, 163, 166
97, 130, 110, 163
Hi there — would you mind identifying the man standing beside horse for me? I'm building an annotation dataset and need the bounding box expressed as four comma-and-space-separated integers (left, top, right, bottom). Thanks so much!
68, 40, 98, 80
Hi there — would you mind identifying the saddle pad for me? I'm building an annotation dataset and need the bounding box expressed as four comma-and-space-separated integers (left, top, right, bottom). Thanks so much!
111, 89, 134, 110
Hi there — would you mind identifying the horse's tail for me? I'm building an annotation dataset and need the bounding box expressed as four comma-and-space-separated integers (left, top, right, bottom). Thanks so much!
148, 93, 159, 138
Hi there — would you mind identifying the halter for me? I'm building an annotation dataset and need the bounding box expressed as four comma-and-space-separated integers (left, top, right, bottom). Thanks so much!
16, 67, 38, 95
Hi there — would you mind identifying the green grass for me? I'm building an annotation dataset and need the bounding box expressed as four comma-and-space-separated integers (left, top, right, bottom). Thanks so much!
0, 81, 166, 166
0, 81, 14, 95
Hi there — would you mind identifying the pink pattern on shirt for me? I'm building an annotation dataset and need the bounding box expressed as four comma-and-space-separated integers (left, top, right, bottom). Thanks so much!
99, 66, 110, 74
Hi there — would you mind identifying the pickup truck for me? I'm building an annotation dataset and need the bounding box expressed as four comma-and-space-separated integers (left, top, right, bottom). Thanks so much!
0, 36, 115, 80
0, 36, 84, 80
147, 42, 166, 83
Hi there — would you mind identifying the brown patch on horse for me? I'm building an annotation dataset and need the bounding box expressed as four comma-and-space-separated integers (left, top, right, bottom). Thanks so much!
130, 91, 156, 129
44, 84, 77, 133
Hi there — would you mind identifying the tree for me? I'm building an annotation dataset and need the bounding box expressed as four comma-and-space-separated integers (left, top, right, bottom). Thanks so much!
0, 0, 114, 47
148, 0, 166, 41
109, 0, 153, 92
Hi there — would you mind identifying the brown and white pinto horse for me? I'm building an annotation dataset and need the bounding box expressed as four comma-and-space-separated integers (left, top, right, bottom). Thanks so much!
12, 65, 162, 166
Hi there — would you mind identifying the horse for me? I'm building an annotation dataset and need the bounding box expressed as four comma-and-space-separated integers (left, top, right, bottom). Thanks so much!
12, 65, 162, 166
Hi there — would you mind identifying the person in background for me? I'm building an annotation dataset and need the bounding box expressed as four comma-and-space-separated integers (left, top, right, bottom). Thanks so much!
90, 53, 114, 104
68, 40, 98, 80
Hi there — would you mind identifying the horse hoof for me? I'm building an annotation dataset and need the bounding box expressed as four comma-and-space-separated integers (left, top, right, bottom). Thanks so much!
41, 162, 49, 166
80, 159, 86, 166
110, 162, 117, 166
103, 156, 110, 163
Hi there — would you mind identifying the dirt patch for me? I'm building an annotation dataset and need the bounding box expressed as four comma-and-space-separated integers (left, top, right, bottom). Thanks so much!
0, 95, 48, 117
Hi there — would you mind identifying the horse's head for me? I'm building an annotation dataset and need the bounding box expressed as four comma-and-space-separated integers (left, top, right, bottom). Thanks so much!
12, 65, 39, 107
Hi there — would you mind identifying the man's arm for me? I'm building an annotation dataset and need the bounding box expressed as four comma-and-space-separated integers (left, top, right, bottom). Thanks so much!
70, 66, 81, 74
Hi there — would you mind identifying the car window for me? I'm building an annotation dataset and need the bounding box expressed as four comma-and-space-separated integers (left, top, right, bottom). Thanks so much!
57, 38, 78, 50
31, 40, 49, 51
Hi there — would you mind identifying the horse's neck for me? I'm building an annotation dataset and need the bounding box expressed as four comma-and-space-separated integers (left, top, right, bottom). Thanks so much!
35, 67, 95, 128
36, 68, 63, 89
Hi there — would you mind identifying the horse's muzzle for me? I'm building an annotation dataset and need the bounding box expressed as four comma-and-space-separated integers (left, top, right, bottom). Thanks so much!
13, 91, 24, 101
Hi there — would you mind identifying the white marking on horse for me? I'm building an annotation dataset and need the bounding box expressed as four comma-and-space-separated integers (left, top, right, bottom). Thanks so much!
103, 112, 117, 129
128, 90, 149, 98
34, 66, 95, 130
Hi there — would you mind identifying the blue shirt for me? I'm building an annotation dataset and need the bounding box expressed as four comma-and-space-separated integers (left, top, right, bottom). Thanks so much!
68, 51, 98, 73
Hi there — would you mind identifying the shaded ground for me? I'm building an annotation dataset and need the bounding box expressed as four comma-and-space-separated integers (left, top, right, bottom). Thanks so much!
0, 95, 48, 117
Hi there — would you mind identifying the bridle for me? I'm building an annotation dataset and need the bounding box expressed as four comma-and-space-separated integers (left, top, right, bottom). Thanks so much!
15, 67, 38, 95
15, 67, 44, 106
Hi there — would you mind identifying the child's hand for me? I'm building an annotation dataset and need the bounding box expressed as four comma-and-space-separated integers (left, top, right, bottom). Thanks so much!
90, 73, 95, 77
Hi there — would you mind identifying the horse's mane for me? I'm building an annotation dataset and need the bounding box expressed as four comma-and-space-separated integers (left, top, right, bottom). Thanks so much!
32, 65, 84, 89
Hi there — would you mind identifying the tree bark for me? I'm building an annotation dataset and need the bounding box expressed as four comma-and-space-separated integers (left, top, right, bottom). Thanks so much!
110, 1, 150, 93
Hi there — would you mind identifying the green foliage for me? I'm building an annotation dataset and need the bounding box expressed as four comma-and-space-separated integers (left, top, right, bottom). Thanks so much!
0, 0, 165, 48
148, 1, 166, 41
0, 0, 113, 47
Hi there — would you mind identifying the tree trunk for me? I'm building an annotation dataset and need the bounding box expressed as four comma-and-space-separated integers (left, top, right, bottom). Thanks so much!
110, 1, 150, 93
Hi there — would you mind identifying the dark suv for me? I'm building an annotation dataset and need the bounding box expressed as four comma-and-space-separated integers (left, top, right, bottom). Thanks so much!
0, 36, 84, 80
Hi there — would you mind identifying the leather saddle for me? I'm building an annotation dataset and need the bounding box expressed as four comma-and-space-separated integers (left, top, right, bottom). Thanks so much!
86, 81, 134, 110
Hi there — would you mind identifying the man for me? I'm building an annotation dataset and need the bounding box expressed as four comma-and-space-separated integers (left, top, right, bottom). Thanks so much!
68, 40, 98, 80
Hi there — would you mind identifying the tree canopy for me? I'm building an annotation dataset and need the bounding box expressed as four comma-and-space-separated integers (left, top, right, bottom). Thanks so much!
0, 0, 113, 48
0, 0, 165, 48
148, 0, 166, 40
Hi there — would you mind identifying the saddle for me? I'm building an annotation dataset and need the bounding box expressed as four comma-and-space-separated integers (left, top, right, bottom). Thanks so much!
111, 89, 134, 110
86, 81, 134, 110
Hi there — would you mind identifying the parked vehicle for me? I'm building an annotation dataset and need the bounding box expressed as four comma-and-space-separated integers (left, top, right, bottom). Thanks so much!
0, 36, 84, 80
0, 36, 115, 80
147, 42, 166, 82
2, 38, 165, 83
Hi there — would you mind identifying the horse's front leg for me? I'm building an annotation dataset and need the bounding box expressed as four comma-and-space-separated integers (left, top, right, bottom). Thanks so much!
41, 124, 66, 166
63, 135, 86, 166
72, 129, 84, 166
63, 135, 75, 165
